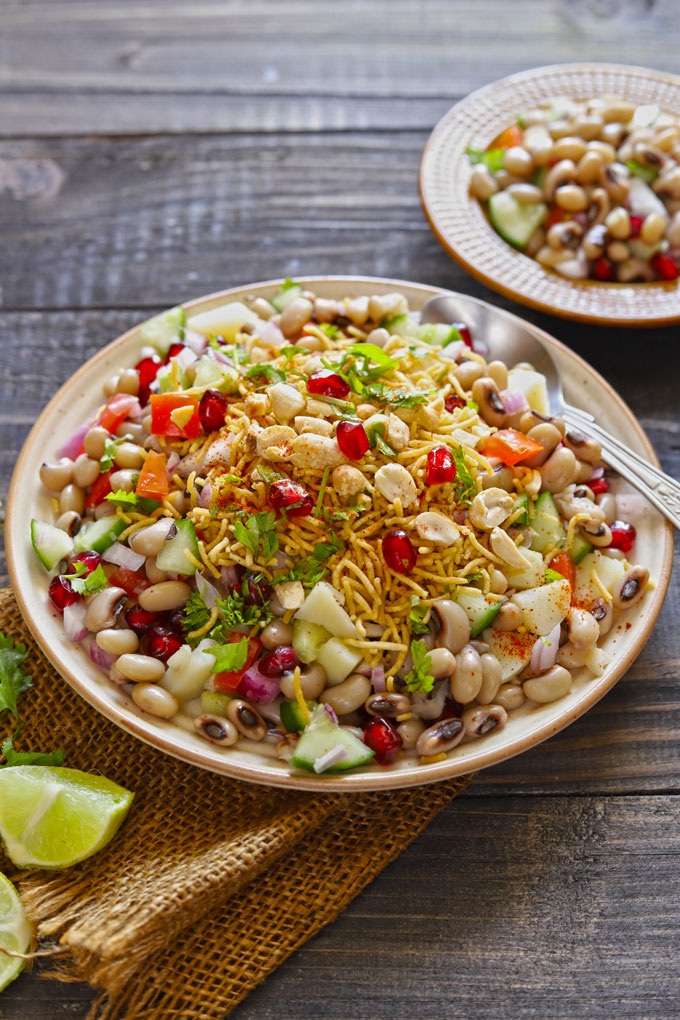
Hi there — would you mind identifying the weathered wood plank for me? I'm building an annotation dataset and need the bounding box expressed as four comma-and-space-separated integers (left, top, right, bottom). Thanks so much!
3, 795, 680, 1019
2, 0, 680, 135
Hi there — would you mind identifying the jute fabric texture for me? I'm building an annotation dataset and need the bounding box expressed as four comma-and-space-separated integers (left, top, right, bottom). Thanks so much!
0, 588, 472, 1020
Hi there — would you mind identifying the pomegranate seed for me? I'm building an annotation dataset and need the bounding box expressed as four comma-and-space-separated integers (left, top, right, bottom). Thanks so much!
609, 520, 636, 554
167, 608, 186, 635
165, 342, 185, 363
143, 625, 183, 662
426, 445, 456, 485
588, 475, 608, 495
629, 215, 644, 238
445, 394, 465, 413
336, 420, 369, 460
68, 550, 102, 576
269, 478, 314, 517
259, 646, 299, 678
382, 529, 417, 573
135, 355, 162, 405
126, 604, 162, 634
651, 252, 679, 281
48, 575, 79, 613
307, 370, 350, 400
594, 257, 615, 281
451, 323, 473, 348
363, 716, 402, 765
199, 388, 228, 433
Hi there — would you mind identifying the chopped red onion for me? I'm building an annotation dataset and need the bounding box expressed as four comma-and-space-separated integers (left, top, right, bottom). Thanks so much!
323, 703, 339, 725
238, 663, 281, 704
572, 211, 589, 229
90, 641, 116, 673
211, 349, 231, 365
371, 666, 386, 693
102, 543, 146, 572
529, 623, 561, 675
258, 319, 285, 347
184, 329, 208, 356
165, 451, 181, 477
439, 340, 466, 362
501, 390, 529, 414
616, 493, 647, 523
589, 466, 605, 481
63, 601, 89, 643
195, 571, 219, 609
472, 339, 489, 358
113, 395, 143, 420
313, 744, 349, 774
198, 482, 213, 509
56, 419, 94, 460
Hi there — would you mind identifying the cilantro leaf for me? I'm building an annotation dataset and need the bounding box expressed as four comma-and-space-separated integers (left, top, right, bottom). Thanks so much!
319, 323, 340, 339
256, 463, 284, 486
1, 733, 65, 768
409, 599, 431, 636
453, 445, 478, 505
348, 343, 400, 371
64, 562, 109, 596
215, 585, 273, 632
365, 420, 396, 459
233, 511, 279, 562
206, 637, 249, 674
106, 489, 139, 508
0, 633, 32, 721
100, 433, 133, 473
466, 146, 505, 173
182, 589, 211, 635
545, 567, 565, 583
245, 364, 288, 386
403, 640, 435, 695
276, 537, 343, 589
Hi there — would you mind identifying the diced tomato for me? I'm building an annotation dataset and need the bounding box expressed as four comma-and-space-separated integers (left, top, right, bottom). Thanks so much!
85, 469, 113, 508
549, 552, 576, 591
483, 429, 544, 466
493, 124, 524, 149
213, 635, 262, 693
150, 393, 200, 439
545, 205, 566, 229
97, 393, 141, 434
136, 450, 169, 502
108, 567, 150, 598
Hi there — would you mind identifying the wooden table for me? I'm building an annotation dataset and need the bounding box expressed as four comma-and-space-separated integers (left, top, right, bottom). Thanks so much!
1, 2, 679, 1017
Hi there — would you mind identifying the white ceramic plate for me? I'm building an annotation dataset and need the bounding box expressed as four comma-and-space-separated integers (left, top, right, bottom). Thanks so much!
6, 277, 673, 790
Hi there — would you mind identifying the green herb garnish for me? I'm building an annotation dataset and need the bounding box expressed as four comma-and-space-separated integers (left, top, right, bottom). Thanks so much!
100, 433, 133, 473
453, 445, 478, 505
1, 730, 65, 768
0, 633, 32, 721
403, 640, 435, 695
62, 562, 109, 596
409, 598, 431, 636
206, 637, 249, 674
465, 146, 505, 173
233, 511, 280, 562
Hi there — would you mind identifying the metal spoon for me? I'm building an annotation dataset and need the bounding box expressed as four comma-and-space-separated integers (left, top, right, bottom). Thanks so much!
420, 292, 680, 530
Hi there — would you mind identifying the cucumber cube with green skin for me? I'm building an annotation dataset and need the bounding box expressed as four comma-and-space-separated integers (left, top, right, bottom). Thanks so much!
271, 284, 303, 313
292, 619, 332, 664
382, 313, 420, 337
31, 520, 75, 570
570, 530, 592, 565
453, 589, 504, 637
193, 355, 239, 394
488, 191, 548, 250
529, 492, 566, 555
511, 492, 530, 526
200, 691, 236, 717
138, 306, 185, 358
415, 323, 462, 347
290, 707, 374, 773
73, 517, 127, 554
280, 700, 316, 733
155, 519, 199, 576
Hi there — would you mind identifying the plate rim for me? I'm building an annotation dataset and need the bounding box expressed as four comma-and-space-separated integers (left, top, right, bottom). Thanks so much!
419, 61, 680, 326
6, 275, 674, 790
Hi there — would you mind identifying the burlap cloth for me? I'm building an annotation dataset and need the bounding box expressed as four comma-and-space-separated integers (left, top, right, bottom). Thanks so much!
0, 587, 472, 1020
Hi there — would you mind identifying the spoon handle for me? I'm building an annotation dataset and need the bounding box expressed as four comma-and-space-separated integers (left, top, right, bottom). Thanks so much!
563, 410, 680, 531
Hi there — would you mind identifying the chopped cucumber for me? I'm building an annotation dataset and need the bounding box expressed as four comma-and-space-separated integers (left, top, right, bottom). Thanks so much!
200, 691, 236, 716
505, 548, 545, 591
315, 637, 363, 686
271, 283, 302, 313
194, 354, 239, 394
31, 519, 74, 570
488, 191, 547, 250
292, 619, 332, 664
511, 492, 530, 526
453, 589, 504, 637
73, 517, 127, 554
529, 492, 566, 555
416, 323, 462, 347
155, 519, 199, 576
138, 306, 185, 358
570, 531, 592, 565
280, 699, 316, 733
290, 706, 374, 773
382, 313, 420, 337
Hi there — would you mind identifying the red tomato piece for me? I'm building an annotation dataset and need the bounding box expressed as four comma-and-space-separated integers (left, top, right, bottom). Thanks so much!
493, 124, 524, 149
97, 394, 141, 434
545, 205, 566, 230
136, 450, 169, 502
85, 469, 113, 508
150, 393, 200, 439
213, 635, 262, 693
549, 552, 576, 591
483, 429, 544, 466
108, 567, 150, 598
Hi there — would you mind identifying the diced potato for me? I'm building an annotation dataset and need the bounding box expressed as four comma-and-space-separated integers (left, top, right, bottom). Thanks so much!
572, 550, 626, 611
482, 628, 536, 682
294, 581, 358, 639
507, 368, 549, 416
187, 301, 260, 341
505, 548, 545, 591
316, 638, 363, 687
511, 579, 571, 635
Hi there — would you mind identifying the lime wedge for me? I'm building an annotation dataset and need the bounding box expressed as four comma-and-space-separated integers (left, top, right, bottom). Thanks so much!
0, 873, 31, 991
0, 767, 134, 870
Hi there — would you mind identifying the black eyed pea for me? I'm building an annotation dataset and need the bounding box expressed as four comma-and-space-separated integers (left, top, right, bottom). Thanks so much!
396, 717, 426, 750
481, 464, 515, 492
84, 586, 128, 632
494, 683, 525, 711
279, 297, 313, 338
612, 566, 649, 611
260, 620, 294, 650
617, 259, 655, 283
55, 510, 82, 536
454, 360, 485, 389
427, 647, 457, 680
432, 600, 471, 655
131, 682, 179, 719
226, 699, 267, 741
194, 714, 239, 746
415, 718, 465, 757
503, 146, 534, 176
114, 442, 145, 470
280, 664, 327, 701
129, 518, 175, 557
72, 453, 101, 489
525, 225, 546, 258
587, 188, 611, 226
601, 99, 635, 124
522, 423, 563, 468
554, 184, 588, 212
488, 568, 508, 596
83, 426, 110, 460
607, 240, 630, 263
462, 704, 508, 738
523, 665, 572, 704
547, 221, 583, 250
582, 223, 608, 259
116, 653, 166, 684
562, 428, 601, 465
470, 163, 499, 200
39, 458, 74, 491
96, 628, 139, 655
539, 447, 578, 493
249, 296, 277, 320
543, 159, 577, 200
600, 163, 630, 204
59, 483, 86, 515
604, 206, 631, 240
587, 140, 617, 163
572, 113, 604, 142
320, 673, 371, 716
581, 521, 612, 548
103, 374, 121, 397
116, 421, 146, 443
494, 602, 524, 632
556, 642, 590, 669
365, 692, 411, 718
551, 136, 588, 163
145, 557, 169, 585
116, 368, 140, 396
574, 458, 595, 484
109, 468, 137, 493
568, 608, 600, 648
471, 377, 508, 428
138, 580, 192, 613
576, 150, 605, 186
554, 251, 588, 280
535, 246, 575, 270
547, 118, 575, 141
476, 653, 503, 705
590, 598, 614, 636
451, 645, 483, 704
600, 122, 627, 148
633, 142, 666, 172
640, 212, 668, 246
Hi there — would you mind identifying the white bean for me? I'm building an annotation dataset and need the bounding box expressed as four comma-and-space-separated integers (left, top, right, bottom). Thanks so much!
96, 628, 139, 655
139, 581, 191, 612
129, 518, 175, 557
321, 673, 371, 716
523, 665, 572, 704
132, 682, 179, 718
116, 654, 166, 683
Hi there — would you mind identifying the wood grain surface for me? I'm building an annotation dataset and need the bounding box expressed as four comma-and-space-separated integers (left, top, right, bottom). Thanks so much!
1, 1, 679, 1018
